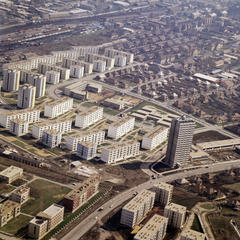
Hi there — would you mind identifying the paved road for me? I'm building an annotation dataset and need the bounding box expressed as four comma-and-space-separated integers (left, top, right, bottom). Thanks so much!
62, 160, 240, 240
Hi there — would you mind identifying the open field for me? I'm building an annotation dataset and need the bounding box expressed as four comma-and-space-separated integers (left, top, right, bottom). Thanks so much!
0, 183, 16, 195
201, 204, 214, 210
223, 182, 240, 193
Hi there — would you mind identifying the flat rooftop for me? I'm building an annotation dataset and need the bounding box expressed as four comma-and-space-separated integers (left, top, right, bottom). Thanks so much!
103, 140, 139, 151
144, 125, 168, 139
110, 115, 134, 128
43, 203, 64, 217
0, 200, 20, 217
77, 106, 102, 117
197, 139, 240, 150
43, 129, 60, 136
193, 73, 219, 82
12, 186, 29, 195
34, 118, 72, 128
123, 190, 155, 212
0, 165, 23, 178
181, 229, 205, 240
153, 182, 173, 191
165, 203, 186, 214
28, 54, 54, 60
10, 118, 27, 124
78, 141, 96, 148
67, 128, 104, 139
47, 96, 72, 107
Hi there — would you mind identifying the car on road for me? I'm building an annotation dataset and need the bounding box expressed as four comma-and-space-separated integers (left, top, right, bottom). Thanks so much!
109, 205, 113, 208
98, 207, 103, 211
94, 216, 98, 220
72, 183, 76, 185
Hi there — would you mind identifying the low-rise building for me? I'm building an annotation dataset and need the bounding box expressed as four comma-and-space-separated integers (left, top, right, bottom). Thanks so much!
66, 129, 105, 151
9, 118, 29, 136
0, 166, 23, 184
10, 186, 30, 204
28, 204, 64, 239
70, 65, 84, 78
76, 141, 97, 160
42, 129, 62, 148
180, 229, 205, 240
101, 140, 140, 164
63, 177, 99, 212
103, 98, 125, 110
107, 115, 135, 139
75, 106, 103, 128
196, 139, 240, 151
46, 70, 60, 85
0, 200, 21, 227
87, 83, 102, 93
93, 60, 106, 72
152, 182, 173, 205
164, 203, 187, 228
120, 190, 155, 228
134, 214, 168, 240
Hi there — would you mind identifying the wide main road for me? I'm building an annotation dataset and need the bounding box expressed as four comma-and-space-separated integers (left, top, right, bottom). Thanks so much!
62, 160, 240, 240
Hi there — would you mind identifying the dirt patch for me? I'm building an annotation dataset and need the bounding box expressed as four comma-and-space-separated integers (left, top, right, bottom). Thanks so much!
53, 194, 66, 199
193, 131, 231, 144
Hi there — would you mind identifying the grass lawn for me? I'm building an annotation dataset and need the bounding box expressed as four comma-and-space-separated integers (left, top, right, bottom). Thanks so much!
82, 102, 95, 108
103, 109, 119, 116
126, 135, 133, 140
143, 122, 152, 126
101, 143, 111, 146
195, 123, 204, 128
11, 178, 28, 187
21, 179, 71, 216
191, 214, 204, 233
12, 140, 26, 149
1, 184, 16, 194
201, 204, 214, 210
141, 154, 147, 160
0, 214, 32, 235
223, 182, 240, 194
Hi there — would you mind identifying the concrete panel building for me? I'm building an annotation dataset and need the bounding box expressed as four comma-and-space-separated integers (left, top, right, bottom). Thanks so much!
0, 200, 21, 227
42, 129, 62, 148
107, 115, 135, 139
46, 71, 60, 85
104, 48, 134, 64
2, 69, 20, 92
19, 70, 43, 84
29, 74, 46, 98
0, 108, 40, 128
2, 60, 31, 71
28, 204, 64, 239
44, 97, 73, 118
120, 190, 155, 228
84, 53, 115, 69
76, 141, 97, 160
152, 182, 173, 205
134, 214, 168, 240
87, 83, 102, 93
103, 98, 125, 110
17, 84, 36, 109
27, 55, 57, 69
75, 106, 103, 128
10, 186, 30, 204
180, 229, 205, 240
164, 203, 187, 228
70, 45, 99, 56
70, 65, 84, 78
9, 118, 29, 136
0, 166, 23, 184
51, 50, 78, 62
66, 129, 105, 151
93, 60, 106, 72
142, 126, 168, 150
63, 177, 99, 212
114, 55, 127, 67
101, 140, 140, 164
62, 58, 93, 74
196, 139, 240, 151
165, 116, 194, 168
32, 118, 72, 139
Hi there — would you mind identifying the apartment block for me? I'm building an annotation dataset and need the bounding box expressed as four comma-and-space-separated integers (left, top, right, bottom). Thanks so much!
70, 65, 84, 78
180, 229, 205, 240
120, 190, 155, 228
10, 186, 30, 204
107, 115, 135, 139
101, 140, 140, 164
114, 55, 127, 67
38, 63, 70, 80
63, 177, 99, 212
46, 70, 60, 85
104, 48, 134, 64
2, 60, 31, 71
134, 214, 168, 240
62, 58, 93, 74
51, 50, 78, 62
0, 166, 23, 184
27, 55, 57, 69
2, 69, 20, 92
93, 60, 106, 72
0, 108, 40, 128
84, 53, 115, 69
42, 129, 62, 148
66, 129, 105, 151
0, 200, 21, 227
142, 126, 168, 150
29, 74, 46, 98
9, 118, 29, 136
28, 204, 64, 239
44, 97, 73, 118
152, 182, 173, 205
19, 70, 44, 83
164, 203, 187, 228
75, 106, 103, 128
76, 141, 97, 160
32, 118, 72, 139
70, 45, 99, 56
17, 84, 36, 109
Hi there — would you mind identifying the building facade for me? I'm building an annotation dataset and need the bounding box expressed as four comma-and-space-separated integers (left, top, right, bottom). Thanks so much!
9, 118, 29, 136
46, 70, 60, 85
2, 69, 20, 92
0, 166, 23, 184
93, 60, 106, 72
17, 84, 36, 109
104, 48, 134, 64
51, 50, 78, 62
10, 186, 30, 204
27, 55, 57, 69
180, 229, 205, 240
70, 45, 99, 56
152, 182, 173, 205
84, 53, 115, 69
2, 60, 31, 71
114, 55, 127, 67
76, 141, 97, 160
42, 129, 62, 148
29, 74, 46, 98
19, 70, 43, 84
62, 58, 93, 74
70, 65, 84, 78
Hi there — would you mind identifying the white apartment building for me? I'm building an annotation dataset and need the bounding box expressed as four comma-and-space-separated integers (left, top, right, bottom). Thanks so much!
2, 69, 20, 92
120, 190, 155, 228
114, 55, 127, 67
17, 84, 36, 109
38, 63, 70, 80
66, 129, 105, 151
70, 45, 99, 56
107, 115, 135, 139
75, 106, 103, 128
42, 129, 62, 148
2, 60, 31, 71
46, 70, 60, 84
10, 186, 30, 204
101, 140, 140, 164
32, 118, 72, 139
104, 48, 134, 64
93, 60, 106, 72
152, 182, 173, 205
44, 97, 73, 118
164, 203, 187, 229
27, 55, 57, 69
51, 50, 78, 62
180, 229, 205, 240
134, 214, 168, 240
76, 141, 97, 160
19, 70, 43, 83
0, 108, 40, 128
142, 125, 168, 150
70, 65, 84, 78
9, 119, 29, 136
62, 58, 93, 74
29, 74, 46, 98
84, 53, 115, 69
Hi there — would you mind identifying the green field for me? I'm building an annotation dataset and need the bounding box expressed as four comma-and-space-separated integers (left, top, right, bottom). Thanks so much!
1, 184, 16, 194
21, 179, 71, 216
191, 214, 204, 233
201, 204, 214, 210
224, 182, 240, 193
